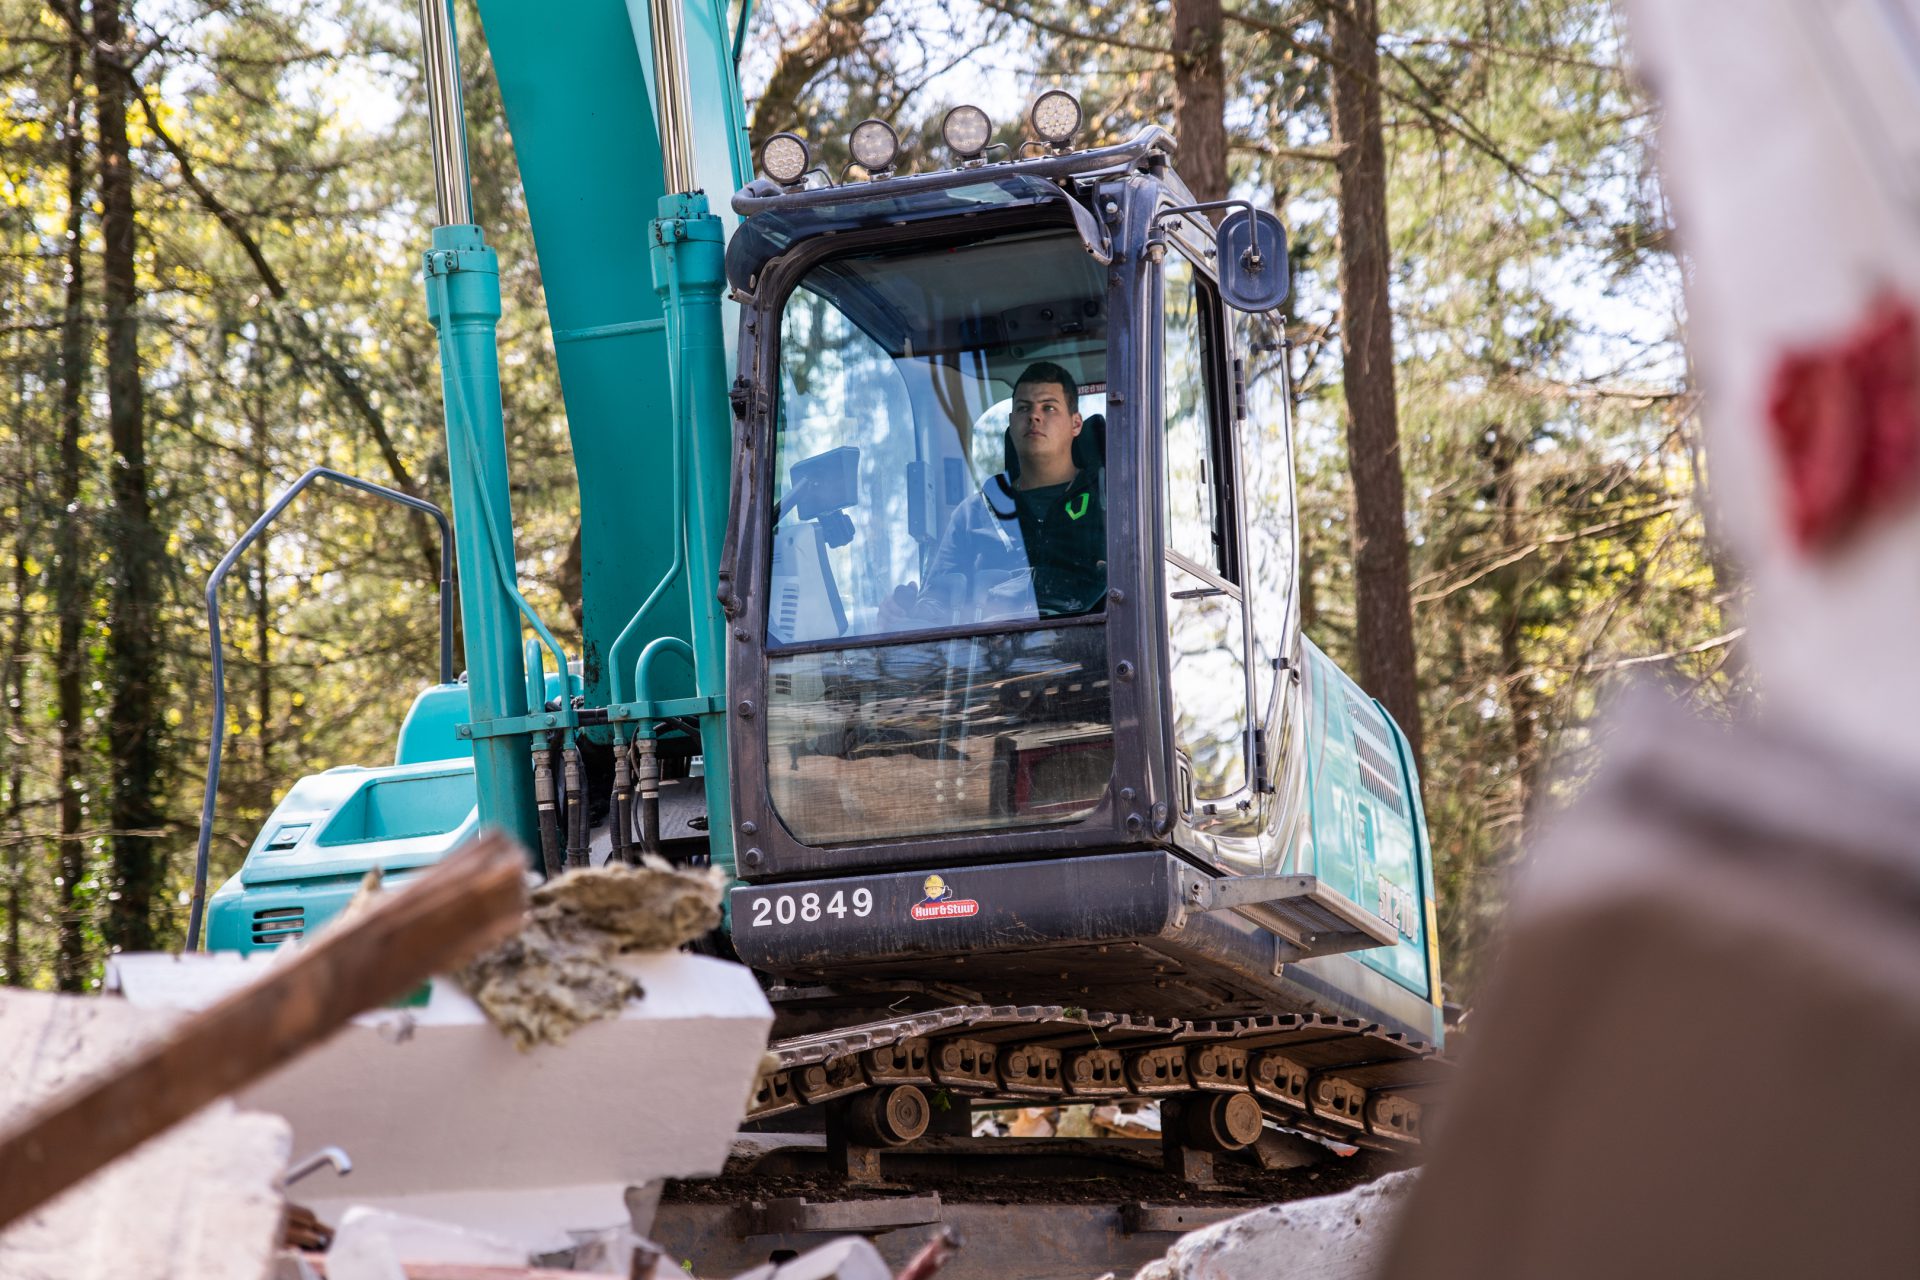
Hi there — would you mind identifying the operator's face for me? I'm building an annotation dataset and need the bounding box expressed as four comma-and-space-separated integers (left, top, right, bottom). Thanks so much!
1010, 381, 1082, 474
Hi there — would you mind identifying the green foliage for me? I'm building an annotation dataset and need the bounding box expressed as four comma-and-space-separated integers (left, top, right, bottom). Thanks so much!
0, 0, 578, 982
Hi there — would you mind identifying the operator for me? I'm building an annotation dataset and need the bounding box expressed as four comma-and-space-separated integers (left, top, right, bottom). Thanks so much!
883, 360, 1106, 626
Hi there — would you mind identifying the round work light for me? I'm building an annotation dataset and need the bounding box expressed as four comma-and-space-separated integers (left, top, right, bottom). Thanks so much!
760, 132, 810, 186
942, 104, 993, 160
849, 119, 900, 174
1030, 89, 1083, 147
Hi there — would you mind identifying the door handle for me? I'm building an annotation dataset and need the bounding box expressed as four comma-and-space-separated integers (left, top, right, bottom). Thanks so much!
1171, 586, 1225, 600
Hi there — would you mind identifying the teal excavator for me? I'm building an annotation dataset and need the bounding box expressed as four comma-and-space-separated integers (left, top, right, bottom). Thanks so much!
190, 0, 1444, 1159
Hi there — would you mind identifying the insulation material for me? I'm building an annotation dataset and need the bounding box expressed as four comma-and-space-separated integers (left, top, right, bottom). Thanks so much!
457, 860, 724, 1050
274, 859, 725, 1052
0, 989, 291, 1280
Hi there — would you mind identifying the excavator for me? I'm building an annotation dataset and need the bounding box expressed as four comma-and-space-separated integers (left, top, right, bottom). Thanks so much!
188, 0, 1444, 1173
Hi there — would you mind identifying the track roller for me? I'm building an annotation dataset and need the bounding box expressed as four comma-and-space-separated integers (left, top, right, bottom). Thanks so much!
931, 1038, 998, 1090
1181, 1092, 1265, 1152
846, 1083, 932, 1147
1366, 1092, 1422, 1143
1251, 1051, 1309, 1109
1001, 1044, 1063, 1095
748, 1069, 799, 1121
1126, 1045, 1191, 1094
1308, 1073, 1368, 1130
1187, 1044, 1250, 1092
1065, 1047, 1126, 1095
864, 1037, 932, 1085
796, 1055, 865, 1104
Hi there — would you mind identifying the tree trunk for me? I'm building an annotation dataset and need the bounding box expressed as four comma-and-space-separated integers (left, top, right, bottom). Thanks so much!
1327, 0, 1424, 766
54, 0, 91, 990
1171, 0, 1228, 205
5, 379, 30, 986
94, 0, 163, 953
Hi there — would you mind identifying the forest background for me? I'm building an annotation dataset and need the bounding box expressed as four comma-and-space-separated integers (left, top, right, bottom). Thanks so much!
0, 0, 1732, 995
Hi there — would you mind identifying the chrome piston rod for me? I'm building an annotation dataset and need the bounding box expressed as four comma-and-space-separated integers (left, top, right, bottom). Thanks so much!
417, 0, 473, 226
649, 0, 698, 194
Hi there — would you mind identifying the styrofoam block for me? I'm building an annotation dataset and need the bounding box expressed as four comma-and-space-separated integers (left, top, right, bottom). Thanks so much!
109, 950, 772, 1240
326, 1206, 527, 1274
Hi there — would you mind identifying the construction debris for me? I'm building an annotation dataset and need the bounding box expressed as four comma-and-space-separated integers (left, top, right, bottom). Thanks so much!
324, 1207, 528, 1278
113, 946, 772, 1254
457, 860, 726, 1050
0, 831, 526, 1234
1132, 1169, 1418, 1280
0, 989, 291, 1280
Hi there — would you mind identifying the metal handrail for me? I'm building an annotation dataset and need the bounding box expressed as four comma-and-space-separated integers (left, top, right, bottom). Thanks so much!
185, 467, 454, 951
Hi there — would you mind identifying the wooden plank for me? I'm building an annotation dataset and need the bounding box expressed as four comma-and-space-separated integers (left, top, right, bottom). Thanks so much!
0, 829, 529, 1231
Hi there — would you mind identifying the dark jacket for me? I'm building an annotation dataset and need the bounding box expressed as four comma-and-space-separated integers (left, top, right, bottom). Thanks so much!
922, 467, 1106, 620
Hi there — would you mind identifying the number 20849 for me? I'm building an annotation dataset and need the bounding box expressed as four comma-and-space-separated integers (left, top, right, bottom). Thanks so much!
748, 888, 874, 927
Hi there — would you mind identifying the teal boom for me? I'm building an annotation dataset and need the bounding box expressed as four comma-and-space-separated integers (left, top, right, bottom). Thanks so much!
473, 0, 750, 716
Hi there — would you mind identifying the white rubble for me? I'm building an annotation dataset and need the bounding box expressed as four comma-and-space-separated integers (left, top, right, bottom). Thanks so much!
0, 989, 291, 1280
1132, 1170, 1418, 1280
109, 948, 773, 1255
323, 1207, 526, 1279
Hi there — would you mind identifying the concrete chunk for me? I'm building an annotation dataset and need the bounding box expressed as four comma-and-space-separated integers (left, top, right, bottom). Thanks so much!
1132, 1169, 1418, 1280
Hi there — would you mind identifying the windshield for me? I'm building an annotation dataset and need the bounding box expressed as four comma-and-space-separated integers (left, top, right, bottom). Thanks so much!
763, 228, 1114, 845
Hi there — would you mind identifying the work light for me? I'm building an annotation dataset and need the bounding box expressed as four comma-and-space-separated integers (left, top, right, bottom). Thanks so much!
849, 119, 900, 175
942, 104, 993, 161
760, 132, 810, 186
1030, 90, 1082, 148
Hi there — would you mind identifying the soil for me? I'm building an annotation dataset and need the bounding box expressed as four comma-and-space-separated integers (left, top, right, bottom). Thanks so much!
663, 1139, 1396, 1208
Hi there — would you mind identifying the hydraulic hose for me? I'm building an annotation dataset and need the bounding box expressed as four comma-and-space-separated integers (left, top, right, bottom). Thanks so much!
532, 734, 562, 878
636, 736, 662, 858
562, 739, 588, 869
611, 743, 635, 865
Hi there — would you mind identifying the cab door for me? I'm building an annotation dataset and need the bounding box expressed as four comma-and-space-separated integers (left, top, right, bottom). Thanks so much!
1230, 307, 1304, 860
1159, 242, 1259, 836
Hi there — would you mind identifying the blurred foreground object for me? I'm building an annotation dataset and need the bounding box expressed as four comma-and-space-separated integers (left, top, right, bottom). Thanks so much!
1380, 696, 1920, 1276
1385, 1, 1920, 1274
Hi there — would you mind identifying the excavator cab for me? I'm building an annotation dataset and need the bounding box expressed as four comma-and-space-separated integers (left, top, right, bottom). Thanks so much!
724, 127, 1443, 1046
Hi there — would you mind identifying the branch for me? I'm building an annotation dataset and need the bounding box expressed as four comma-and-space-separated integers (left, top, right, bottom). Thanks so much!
1378, 47, 1585, 228
973, 0, 1171, 56
1579, 628, 1745, 675
1412, 501, 1683, 603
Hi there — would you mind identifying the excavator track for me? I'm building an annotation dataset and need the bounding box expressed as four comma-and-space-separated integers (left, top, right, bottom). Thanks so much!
749, 1004, 1446, 1151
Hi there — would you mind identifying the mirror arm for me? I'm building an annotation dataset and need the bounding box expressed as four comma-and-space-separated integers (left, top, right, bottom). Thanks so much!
1155, 199, 1261, 265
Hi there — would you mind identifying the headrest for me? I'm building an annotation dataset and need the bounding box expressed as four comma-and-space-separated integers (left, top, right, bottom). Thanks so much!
1004, 412, 1107, 479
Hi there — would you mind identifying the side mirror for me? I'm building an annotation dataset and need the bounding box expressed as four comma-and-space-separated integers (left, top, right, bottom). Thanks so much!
1217, 208, 1290, 313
